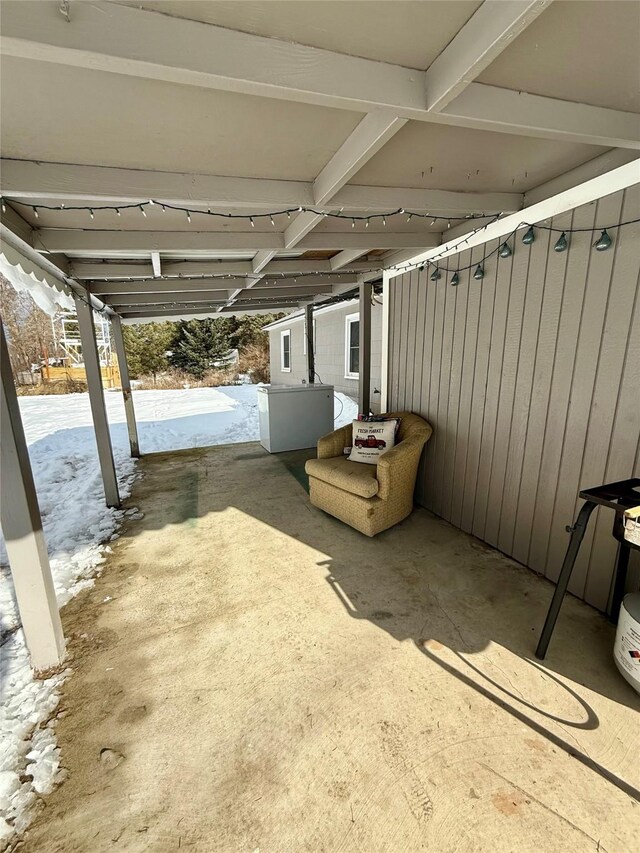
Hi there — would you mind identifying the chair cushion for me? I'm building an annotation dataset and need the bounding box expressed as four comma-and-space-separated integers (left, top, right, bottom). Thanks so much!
305, 455, 379, 498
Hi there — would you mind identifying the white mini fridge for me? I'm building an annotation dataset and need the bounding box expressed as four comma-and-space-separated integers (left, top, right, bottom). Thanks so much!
257, 384, 335, 453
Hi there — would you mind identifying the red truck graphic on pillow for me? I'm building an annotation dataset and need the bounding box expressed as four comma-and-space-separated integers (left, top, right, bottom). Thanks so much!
354, 433, 387, 450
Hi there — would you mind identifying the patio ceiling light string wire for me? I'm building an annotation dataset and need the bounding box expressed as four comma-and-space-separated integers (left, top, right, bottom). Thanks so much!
13, 205, 640, 315
1, 197, 498, 229
392, 213, 640, 286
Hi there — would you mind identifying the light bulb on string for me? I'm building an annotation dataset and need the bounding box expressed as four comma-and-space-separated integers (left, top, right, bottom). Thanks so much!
407, 213, 413, 222
250, 217, 255, 227
270, 215, 275, 227
554, 232, 568, 252
382, 216, 386, 226
286, 211, 291, 220
430, 267, 442, 281
33, 207, 39, 219
186, 210, 191, 223
161, 204, 166, 213
89, 209, 94, 220
594, 229, 612, 251
431, 218, 437, 226
447, 219, 451, 229
473, 264, 484, 280
116, 208, 121, 217
365, 219, 369, 228
450, 272, 460, 286
522, 226, 535, 245
351, 218, 355, 228
140, 205, 147, 218
1, 199, 5, 214
499, 241, 512, 258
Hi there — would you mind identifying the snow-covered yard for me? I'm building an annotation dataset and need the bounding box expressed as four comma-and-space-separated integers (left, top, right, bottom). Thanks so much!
0, 385, 357, 845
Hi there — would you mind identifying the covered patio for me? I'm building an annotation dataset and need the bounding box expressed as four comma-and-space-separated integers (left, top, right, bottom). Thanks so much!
1, 0, 640, 849
17, 442, 640, 851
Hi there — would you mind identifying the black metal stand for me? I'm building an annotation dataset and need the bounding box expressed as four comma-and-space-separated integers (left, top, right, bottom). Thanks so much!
535, 501, 597, 660
535, 477, 640, 660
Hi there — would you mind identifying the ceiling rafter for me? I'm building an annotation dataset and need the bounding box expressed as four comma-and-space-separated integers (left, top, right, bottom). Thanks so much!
89, 277, 350, 296
0, 159, 523, 214
228, 111, 407, 309
70, 259, 376, 280
2, 1, 638, 148
424, 0, 551, 113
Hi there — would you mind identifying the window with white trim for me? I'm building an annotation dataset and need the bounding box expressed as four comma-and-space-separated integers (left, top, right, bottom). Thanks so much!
345, 313, 360, 379
280, 329, 291, 372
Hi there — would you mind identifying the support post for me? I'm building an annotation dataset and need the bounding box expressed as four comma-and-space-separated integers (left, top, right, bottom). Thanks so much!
1, 320, 65, 670
305, 303, 315, 384
358, 279, 372, 414
73, 291, 120, 507
111, 314, 140, 457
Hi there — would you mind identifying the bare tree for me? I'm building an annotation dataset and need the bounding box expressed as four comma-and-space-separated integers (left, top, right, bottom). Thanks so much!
0, 273, 56, 378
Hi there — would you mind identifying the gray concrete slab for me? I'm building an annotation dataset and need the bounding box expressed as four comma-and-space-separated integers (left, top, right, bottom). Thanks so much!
22, 443, 640, 852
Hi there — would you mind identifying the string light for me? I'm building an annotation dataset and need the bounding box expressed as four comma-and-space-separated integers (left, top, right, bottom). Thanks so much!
450, 271, 460, 286
430, 267, 442, 281
522, 226, 535, 245
116, 208, 121, 216
473, 264, 484, 280
140, 205, 147, 218
554, 232, 568, 252
594, 229, 612, 251
499, 241, 512, 258
33, 206, 39, 219
1, 200, 5, 214
270, 215, 275, 227
186, 210, 191, 223
250, 217, 255, 227
89, 208, 94, 220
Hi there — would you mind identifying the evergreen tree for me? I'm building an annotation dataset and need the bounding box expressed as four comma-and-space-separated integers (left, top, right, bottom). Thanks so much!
122, 322, 174, 382
170, 318, 232, 378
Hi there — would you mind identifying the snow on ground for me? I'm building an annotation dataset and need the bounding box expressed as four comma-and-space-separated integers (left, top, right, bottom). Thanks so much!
0, 385, 357, 844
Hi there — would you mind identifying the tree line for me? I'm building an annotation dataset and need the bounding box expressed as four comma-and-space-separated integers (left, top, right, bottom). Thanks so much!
1, 274, 280, 384
122, 314, 280, 381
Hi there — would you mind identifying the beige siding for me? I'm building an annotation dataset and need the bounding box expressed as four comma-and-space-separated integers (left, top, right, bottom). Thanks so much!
269, 301, 384, 413
387, 186, 640, 611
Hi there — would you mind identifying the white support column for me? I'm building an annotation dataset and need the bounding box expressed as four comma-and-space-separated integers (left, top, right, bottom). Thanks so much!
111, 314, 140, 458
73, 291, 120, 507
380, 270, 391, 412
1, 320, 65, 670
358, 280, 372, 415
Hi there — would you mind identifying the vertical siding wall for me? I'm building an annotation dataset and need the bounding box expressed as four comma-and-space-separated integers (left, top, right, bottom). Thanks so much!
387, 186, 640, 611
269, 301, 384, 413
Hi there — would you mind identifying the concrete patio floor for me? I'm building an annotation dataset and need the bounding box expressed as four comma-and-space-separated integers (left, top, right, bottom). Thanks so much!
22, 442, 640, 852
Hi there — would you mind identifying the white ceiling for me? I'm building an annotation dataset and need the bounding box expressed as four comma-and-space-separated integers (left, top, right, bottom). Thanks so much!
0, 0, 638, 319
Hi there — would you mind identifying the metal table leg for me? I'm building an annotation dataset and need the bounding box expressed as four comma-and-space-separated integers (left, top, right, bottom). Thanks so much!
535, 500, 597, 660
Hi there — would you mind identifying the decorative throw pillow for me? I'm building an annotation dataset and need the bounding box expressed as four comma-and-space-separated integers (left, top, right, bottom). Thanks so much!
349, 418, 399, 465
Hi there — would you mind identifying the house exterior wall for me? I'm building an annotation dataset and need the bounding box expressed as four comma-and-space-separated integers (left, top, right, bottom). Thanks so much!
268, 300, 384, 413
387, 185, 640, 612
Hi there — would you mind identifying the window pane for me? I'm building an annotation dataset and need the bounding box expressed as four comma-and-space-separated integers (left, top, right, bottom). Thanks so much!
350, 345, 359, 373
350, 320, 359, 347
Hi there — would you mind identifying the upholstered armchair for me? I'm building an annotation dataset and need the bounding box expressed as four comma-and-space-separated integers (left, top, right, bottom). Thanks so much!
305, 412, 433, 536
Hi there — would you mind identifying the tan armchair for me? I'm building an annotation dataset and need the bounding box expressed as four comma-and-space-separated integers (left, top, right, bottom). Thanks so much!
305, 412, 433, 536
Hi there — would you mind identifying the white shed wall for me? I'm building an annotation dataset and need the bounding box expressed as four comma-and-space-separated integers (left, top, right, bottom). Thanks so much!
269, 300, 384, 413
387, 186, 640, 611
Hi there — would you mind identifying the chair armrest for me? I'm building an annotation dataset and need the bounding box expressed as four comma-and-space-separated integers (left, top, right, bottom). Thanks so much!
376, 435, 427, 501
317, 424, 352, 459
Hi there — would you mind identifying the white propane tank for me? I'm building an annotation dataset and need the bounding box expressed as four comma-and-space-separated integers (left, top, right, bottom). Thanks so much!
614, 593, 640, 694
